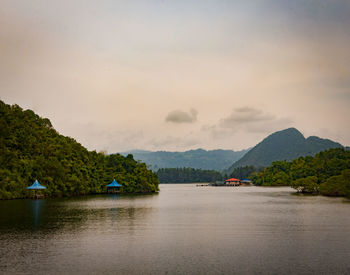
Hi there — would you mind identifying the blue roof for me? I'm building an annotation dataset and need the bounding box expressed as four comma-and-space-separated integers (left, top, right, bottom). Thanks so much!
241, 179, 252, 182
27, 180, 46, 190
106, 179, 122, 188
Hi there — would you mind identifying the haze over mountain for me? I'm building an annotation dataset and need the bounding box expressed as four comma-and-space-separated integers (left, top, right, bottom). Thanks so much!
122, 149, 248, 171
226, 128, 343, 174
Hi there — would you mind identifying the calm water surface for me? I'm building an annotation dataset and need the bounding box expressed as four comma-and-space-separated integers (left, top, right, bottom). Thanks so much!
0, 185, 349, 274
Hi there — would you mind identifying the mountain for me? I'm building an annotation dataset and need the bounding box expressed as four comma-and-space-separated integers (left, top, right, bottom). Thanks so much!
0, 100, 158, 199
122, 148, 248, 171
225, 128, 343, 174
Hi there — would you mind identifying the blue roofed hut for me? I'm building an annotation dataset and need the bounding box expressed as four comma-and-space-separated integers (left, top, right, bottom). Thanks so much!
106, 179, 122, 193
27, 180, 46, 190
27, 179, 46, 199
240, 179, 253, 186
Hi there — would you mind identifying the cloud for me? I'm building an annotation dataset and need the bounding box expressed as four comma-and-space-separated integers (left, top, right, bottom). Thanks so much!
165, 108, 198, 123
219, 107, 275, 128
202, 107, 294, 138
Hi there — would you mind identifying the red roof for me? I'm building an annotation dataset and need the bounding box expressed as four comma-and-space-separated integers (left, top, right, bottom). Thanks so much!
225, 178, 240, 182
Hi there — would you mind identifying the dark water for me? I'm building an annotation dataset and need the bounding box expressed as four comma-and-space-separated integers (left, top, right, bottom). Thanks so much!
0, 185, 349, 275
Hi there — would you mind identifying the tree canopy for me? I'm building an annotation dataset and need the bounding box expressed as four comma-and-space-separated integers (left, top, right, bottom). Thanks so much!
0, 100, 159, 199
157, 167, 222, 183
229, 165, 261, 180
251, 148, 350, 197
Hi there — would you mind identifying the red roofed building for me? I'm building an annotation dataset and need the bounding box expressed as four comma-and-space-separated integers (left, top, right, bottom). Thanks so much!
224, 178, 241, 186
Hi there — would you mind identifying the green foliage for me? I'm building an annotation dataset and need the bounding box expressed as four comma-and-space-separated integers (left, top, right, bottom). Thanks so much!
319, 169, 350, 198
253, 148, 350, 197
0, 100, 159, 199
291, 176, 319, 194
250, 160, 292, 186
229, 165, 261, 180
157, 167, 222, 183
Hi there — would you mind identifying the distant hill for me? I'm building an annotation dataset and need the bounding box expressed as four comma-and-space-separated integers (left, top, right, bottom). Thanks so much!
122, 149, 248, 171
225, 128, 343, 174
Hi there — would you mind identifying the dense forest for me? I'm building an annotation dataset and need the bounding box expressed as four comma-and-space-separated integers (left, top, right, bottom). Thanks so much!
0, 100, 159, 199
251, 148, 350, 197
229, 165, 261, 180
157, 167, 222, 183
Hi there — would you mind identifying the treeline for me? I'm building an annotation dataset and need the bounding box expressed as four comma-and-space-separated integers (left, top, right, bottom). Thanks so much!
157, 166, 260, 183
0, 100, 159, 199
157, 167, 222, 183
229, 165, 262, 180
251, 148, 350, 197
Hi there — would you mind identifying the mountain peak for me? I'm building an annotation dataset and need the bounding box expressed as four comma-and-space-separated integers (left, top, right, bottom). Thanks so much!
268, 127, 304, 139
225, 128, 342, 173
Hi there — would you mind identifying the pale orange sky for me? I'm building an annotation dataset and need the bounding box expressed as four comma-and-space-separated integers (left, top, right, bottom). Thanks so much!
1, 0, 349, 152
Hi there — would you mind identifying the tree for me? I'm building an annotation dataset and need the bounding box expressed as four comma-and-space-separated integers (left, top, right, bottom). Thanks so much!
291, 176, 319, 194
319, 169, 350, 197
229, 165, 258, 179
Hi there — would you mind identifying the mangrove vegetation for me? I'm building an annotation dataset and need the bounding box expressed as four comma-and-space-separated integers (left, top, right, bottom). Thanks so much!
251, 148, 350, 197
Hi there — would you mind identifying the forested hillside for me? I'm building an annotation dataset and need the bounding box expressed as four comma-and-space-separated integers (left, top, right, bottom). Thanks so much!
0, 100, 159, 199
157, 167, 222, 183
252, 148, 350, 197
123, 148, 248, 171
226, 128, 343, 174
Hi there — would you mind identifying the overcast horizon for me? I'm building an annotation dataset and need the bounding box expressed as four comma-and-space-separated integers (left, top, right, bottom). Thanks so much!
1, 0, 349, 153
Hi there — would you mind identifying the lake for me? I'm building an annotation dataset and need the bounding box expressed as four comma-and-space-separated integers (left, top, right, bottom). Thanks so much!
0, 184, 349, 274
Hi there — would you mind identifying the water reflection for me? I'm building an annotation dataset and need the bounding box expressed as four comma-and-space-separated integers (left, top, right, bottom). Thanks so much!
0, 194, 157, 234
107, 193, 120, 200
28, 199, 45, 229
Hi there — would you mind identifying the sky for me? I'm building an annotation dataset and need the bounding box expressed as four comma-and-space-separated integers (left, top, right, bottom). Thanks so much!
1, 0, 349, 152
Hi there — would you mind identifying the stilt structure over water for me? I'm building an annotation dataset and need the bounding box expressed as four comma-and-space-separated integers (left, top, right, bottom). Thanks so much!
106, 179, 122, 193
240, 179, 253, 186
27, 179, 46, 199
224, 178, 241, 186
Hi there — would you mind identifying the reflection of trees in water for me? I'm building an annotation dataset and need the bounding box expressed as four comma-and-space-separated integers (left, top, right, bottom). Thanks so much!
0, 194, 157, 234
30, 200, 45, 229
0, 199, 45, 231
